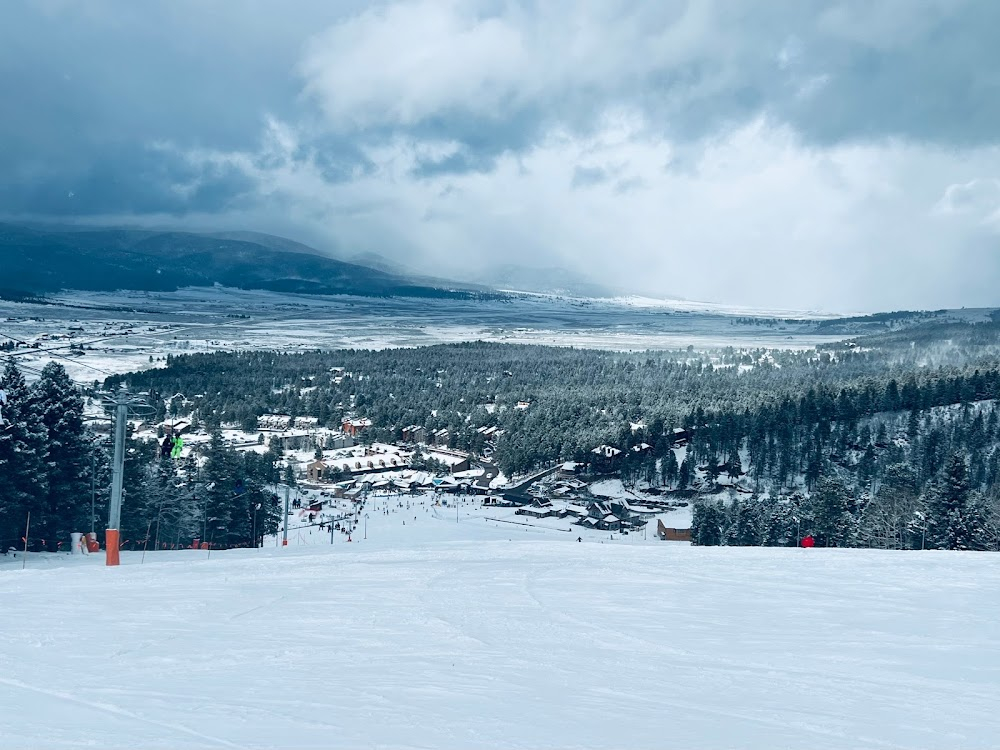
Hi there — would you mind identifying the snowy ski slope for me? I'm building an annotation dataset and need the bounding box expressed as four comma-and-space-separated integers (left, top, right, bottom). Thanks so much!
2, 507, 999, 750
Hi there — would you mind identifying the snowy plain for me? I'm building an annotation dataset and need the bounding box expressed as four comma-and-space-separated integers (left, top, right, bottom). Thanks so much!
0, 287, 853, 382
2, 502, 999, 749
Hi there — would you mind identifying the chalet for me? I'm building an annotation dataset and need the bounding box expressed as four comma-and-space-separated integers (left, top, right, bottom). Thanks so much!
517, 499, 556, 519
611, 498, 659, 519
601, 514, 622, 531
257, 414, 292, 430
402, 425, 427, 443
586, 500, 610, 521
342, 418, 372, 437
307, 452, 408, 481
657, 519, 692, 542
267, 432, 306, 450
517, 506, 555, 519
670, 428, 691, 446
307, 459, 329, 482
590, 445, 623, 473
476, 425, 499, 440
159, 420, 191, 436
559, 461, 582, 477
574, 502, 623, 531
327, 434, 355, 450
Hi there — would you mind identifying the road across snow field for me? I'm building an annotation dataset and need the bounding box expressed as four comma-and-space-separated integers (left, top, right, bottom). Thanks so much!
2, 539, 999, 748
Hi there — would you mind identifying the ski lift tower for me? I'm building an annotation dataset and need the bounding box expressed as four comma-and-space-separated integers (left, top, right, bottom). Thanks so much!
101, 386, 155, 566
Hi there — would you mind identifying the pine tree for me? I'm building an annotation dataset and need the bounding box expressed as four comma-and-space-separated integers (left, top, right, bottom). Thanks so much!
691, 500, 724, 546
809, 477, 854, 547
804, 443, 823, 491
661, 449, 678, 487
725, 496, 760, 546
760, 498, 798, 546
704, 457, 721, 486
857, 444, 877, 492
202, 432, 243, 546
677, 457, 691, 489
0, 362, 48, 550
29, 362, 91, 549
726, 447, 743, 481
200, 433, 280, 547
926, 453, 974, 550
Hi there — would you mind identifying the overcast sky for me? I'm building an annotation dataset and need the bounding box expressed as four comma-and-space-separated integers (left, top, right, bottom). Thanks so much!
2, 0, 999, 312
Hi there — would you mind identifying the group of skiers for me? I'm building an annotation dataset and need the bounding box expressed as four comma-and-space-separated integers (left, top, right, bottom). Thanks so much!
160, 433, 184, 459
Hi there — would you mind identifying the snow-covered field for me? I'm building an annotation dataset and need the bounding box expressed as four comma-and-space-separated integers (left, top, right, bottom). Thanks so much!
3, 507, 999, 749
1, 287, 852, 382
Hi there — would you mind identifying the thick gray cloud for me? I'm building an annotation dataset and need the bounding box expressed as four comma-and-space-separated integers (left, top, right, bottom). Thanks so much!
2, 0, 999, 311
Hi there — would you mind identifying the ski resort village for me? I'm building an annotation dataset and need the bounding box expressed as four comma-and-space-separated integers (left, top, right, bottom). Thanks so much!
99, 403, 696, 550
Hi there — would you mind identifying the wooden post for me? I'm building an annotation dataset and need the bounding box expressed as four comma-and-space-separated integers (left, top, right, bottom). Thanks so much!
141, 519, 153, 564
21, 512, 30, 570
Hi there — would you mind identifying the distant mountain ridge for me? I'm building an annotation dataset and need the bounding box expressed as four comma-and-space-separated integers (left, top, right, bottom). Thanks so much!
0, 224, 488, 300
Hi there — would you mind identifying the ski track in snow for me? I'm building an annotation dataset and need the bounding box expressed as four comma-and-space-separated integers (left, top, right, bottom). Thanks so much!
2, 527, 999, 749
0, 676, 248, 749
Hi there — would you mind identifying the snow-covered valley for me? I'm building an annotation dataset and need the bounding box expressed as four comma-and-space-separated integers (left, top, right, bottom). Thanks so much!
0, 287, 852, 383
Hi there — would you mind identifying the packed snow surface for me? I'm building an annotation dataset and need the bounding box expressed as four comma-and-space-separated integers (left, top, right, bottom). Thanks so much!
2, 527, 999, 748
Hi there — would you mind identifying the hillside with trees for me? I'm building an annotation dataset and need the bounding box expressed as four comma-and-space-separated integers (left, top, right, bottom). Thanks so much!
0, 224, 490, 300
6, 315, 1000, 552
96, 318, 1000, 550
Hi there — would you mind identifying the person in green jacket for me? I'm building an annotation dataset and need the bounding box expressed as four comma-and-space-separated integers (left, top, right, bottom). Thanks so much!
171, 435, 184, 459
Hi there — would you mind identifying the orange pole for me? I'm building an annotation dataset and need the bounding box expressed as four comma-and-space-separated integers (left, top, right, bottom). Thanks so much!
105, 529, 120, 566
